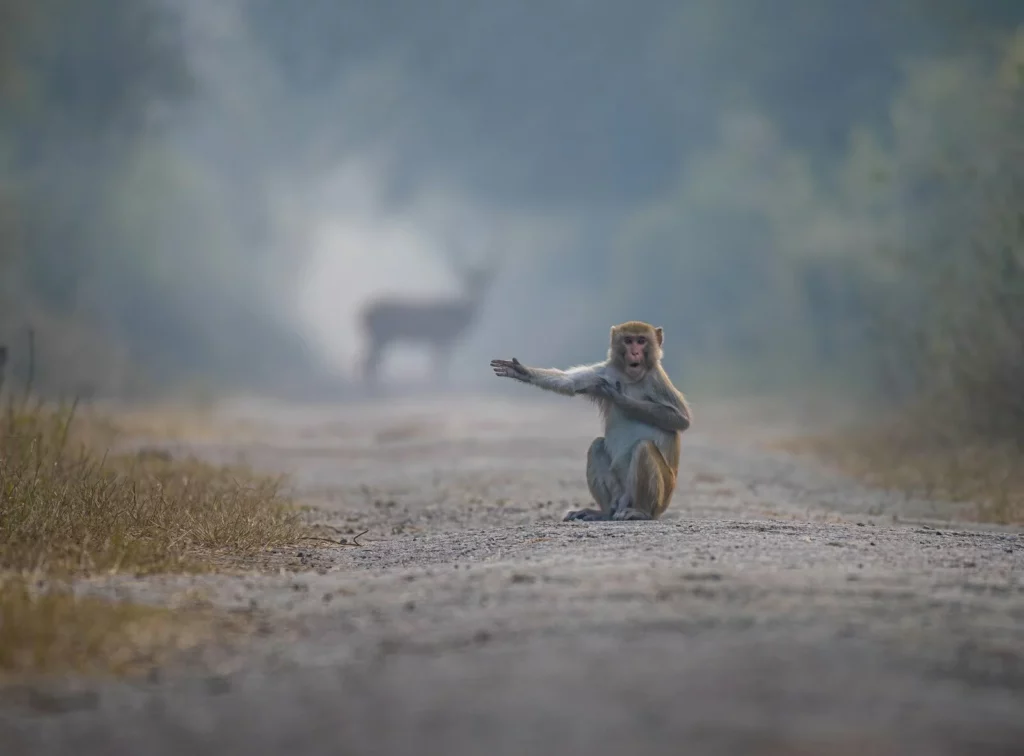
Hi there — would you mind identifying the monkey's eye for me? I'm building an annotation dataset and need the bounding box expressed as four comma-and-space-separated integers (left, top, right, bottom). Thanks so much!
636, 337, 647, 345
623, 337, 633, 345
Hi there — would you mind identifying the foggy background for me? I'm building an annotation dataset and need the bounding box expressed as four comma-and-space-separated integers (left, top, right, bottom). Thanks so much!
1, 0, 1022, 438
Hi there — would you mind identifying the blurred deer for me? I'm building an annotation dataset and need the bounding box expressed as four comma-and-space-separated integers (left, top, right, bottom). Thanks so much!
358, 261, 498, 386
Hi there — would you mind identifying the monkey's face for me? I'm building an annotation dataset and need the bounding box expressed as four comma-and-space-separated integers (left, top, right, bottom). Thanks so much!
621, 333, 650, 380
610, 321, 664, 381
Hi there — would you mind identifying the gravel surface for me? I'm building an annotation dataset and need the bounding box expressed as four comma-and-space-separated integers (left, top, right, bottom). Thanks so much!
3, 394, 1023, 756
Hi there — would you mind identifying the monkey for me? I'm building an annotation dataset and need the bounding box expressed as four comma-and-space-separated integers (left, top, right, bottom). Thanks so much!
491, 321, 691, 522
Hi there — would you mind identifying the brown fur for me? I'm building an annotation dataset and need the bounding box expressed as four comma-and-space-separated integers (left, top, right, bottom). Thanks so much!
491, 320, 691, 522
603, 321, 689, 519
608, 320, 665, 372
631, 440, 677, 519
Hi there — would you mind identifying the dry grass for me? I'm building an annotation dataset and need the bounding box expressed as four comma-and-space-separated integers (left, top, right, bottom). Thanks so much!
0, 576, 246, 683
775, 420, 1024, 525
0, 400, 307, 576
0, 398, 309, 682
73, 400, 259, 446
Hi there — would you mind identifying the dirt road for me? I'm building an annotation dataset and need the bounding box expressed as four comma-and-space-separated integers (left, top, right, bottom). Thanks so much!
3, 395, 1023, 755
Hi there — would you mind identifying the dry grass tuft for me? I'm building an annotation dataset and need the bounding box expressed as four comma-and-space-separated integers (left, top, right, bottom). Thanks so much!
0, 400, 307, 576
0, 398, 307, 682
0, 575, 244, 682
774, 420, 1024, 525
72, 401, 252, 446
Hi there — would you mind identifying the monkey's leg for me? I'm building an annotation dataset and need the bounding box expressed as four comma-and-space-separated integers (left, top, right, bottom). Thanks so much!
612, 441, 675, 521
607, 447, 638, 517
564, 438, 619, 521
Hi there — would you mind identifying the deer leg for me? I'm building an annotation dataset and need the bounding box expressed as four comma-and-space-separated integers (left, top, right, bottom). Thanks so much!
362, 340, 385, 384
433, 343, 454, 386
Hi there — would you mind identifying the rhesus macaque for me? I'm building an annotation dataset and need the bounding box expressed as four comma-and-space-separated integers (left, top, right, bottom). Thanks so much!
491, 321, 691, 521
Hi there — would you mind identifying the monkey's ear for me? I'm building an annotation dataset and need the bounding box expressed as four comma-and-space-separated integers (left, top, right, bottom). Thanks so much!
610, 325, 618, 343
654, 327, 664, 347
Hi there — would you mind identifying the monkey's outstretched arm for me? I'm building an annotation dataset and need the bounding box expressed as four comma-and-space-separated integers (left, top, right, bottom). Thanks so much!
621, 396, 690, 432
490, 358, 608, 397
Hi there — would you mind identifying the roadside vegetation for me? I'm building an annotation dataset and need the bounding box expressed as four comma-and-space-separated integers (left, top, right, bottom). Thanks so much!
776, 418, 1024, 526
0, 398, 309, 681
2, 0, 1022, 683
0, 575, 246, 682
762, 31, 1024, 524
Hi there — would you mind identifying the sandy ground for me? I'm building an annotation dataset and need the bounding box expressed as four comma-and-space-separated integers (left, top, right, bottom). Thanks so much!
2, 394, 1023, 756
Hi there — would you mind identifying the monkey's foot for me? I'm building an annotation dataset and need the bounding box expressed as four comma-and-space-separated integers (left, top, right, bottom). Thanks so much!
611, 508, 653, 521
611, 493, 632, 519
563, 508, 609, 522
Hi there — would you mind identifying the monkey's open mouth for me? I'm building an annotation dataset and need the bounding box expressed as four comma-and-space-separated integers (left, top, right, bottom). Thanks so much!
628, 361, 641, 369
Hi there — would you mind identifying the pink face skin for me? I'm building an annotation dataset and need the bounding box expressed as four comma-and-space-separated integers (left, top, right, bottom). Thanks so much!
621, 333, 649, 381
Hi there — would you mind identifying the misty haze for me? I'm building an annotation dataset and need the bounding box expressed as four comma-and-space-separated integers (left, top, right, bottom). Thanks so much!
2, 1, 1023, 754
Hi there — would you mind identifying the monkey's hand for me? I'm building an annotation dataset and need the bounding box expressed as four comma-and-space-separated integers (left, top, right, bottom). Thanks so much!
589, 377, 624, 401
490, 358, 532, 383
